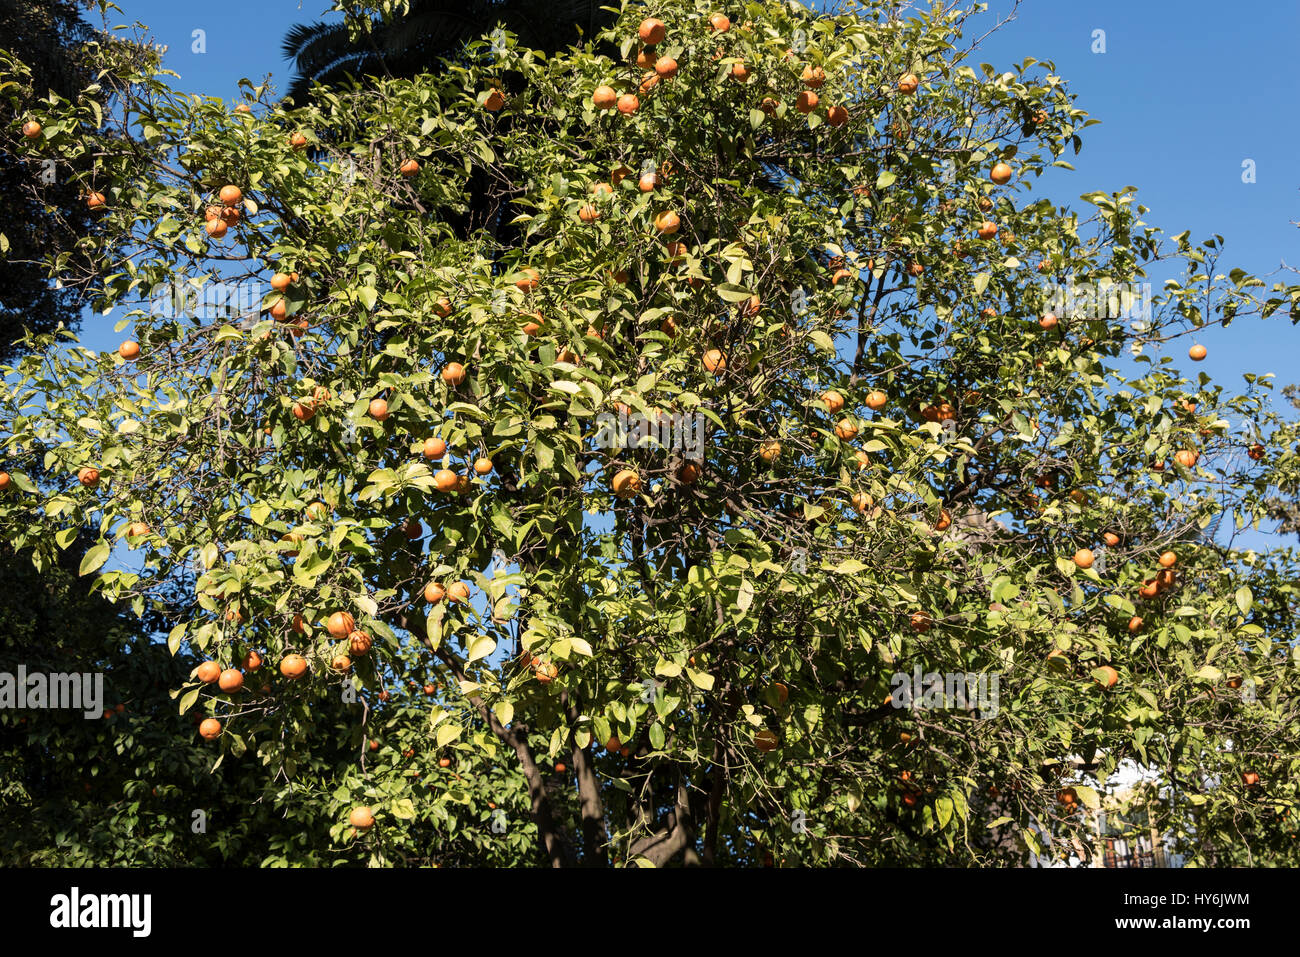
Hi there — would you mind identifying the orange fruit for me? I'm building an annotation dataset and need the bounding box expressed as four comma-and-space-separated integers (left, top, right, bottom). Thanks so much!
349, 806, 374, 829
617, 94, 640, 115
270, 272, 292, 291
731, 60, 750, 81
289, 132, 308, 150
702, 349, 726, 373
434, 468, 459, 492
1094, 666, 1119, 689
483, 89, 505, 111
280, 654, 308, 679
821, 389, 846, 413
332, 654, 352, 673
612, 469, 642, 498
1127, 616, 1144, 633
21, 120, 41, 138
448, 581, 471, 603
218, 669, 244, 693
1039, 313, 1058, 330
990, 162, 1012, 185
834, 418, 859, 440
1073, 548, 1095, 570
909, 611, 932, 633
677, 460, 701, 484
441, 362, 466, 386
638, 17, 666, 45
368, 397, 389, 421
850, 491, 873, 513
242, 650, 263, 671
935, 509, 952, 531
77, 466, 100, 487
754, 729, 779, 752
827, 105, 849, 127
423, 437, 447, 459
199, 718, 222, 740
349, 631, 373, 656
327, 611, 356, 638
205, 219, 228, 239
515, 267, 540, 291
708, 12, 730, 32
592, 85, 617, 109
1242, 771, 1260, 787
1103, 532, 1120, 547
86, 190, 106, 209
218, 185, 242, 205
119, 340, 140, 360
1188, 344, 1207, 361
1158, 551, 1177, 569
865, 390, 887, 411
197, 661, 222, 684
758, 440, 782, 463
897, 73, 919, 94
760, 96, 779, 116
578, 203, 601, 223
535, 661, 558, 684
795, 91, 819, 114
399, 158, 420, 177
653, 210, 680, 234
977, 221, 997, 240
655, 57, 678, 78
473, 457, 494, 476
424, 582, 447, 603
1174, 449, 1199, 469
0, 472, 11, 490
801, 65, 825, 88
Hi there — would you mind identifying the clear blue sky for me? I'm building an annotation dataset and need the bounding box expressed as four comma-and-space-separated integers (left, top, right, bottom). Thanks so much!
86, 0, 1300, 547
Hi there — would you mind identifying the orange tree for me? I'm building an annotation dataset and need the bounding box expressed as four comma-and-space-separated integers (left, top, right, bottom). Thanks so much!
3, 0, 1300, 866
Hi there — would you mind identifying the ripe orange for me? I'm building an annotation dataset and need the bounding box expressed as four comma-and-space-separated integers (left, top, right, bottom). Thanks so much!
731, 60, 750, 81
897, 73, 919, 94
592, 85, 617, 109
515, 267, 540, 291
908, 261, 924, 276
218, 185, 242, 205
1242, 771, 1260, 787
702, 348, 726, 373
617, 93, 640, 115
850, 491, 874, 513
578, 203, 601, 223
332, 654, 352, 673
1174, 449, 1199, 469
990, 162, 1013, 185
1188, 344, 1207, 361
423, 437, 447, 459
1227, 675, 1243, 689
1058, 788, 1077, 806
1127, 616, 1144, 633
424, 582, 447, 604
448, 581, 471, 603
349, 630, 372, 656
270, 272, 292, 292
204, 219, 228, 239
638, 171, 658, 192
77, 467, 100, 487
86, 190, 106, 209
289, 132, 308, 150
770, 682, 789, 706
760, 96, 779, 116
123, 521, 149, 538
399, 158, 420, 178
655, 57, 678, 78
935, 509, 952, 531
21, 120, 41, 138
795, 91, 819, 114
677, 460, 701, 484
291, 614, 306, 634
368, 397, 389, 420
909, 611, 932, 633
349, 806, 374, 829
1073, 548, 1095, 570
472, 456, 493, 476
801, 65, 825, 88
758, 440, 782, 463
865, 390, 887, 411
653, 210, 680, 234
754, 729, 779, 752
1103, 532, 1121, 547
821, 389, 845, 413
834, 418, 859, 440
218, 668, 244, 693
612, 469, 642, 499
1158, 551, 1177, 569
434, 468, 458, 492
0, 472, 10, 490
441, 362, 466, 386
197, 661, 222, 684
535, 661, 558, 684
483, 89, 506, 111
327, 611, 356, 638
199, 718, 222, 740
242, 650, 263, 671
977, 221, 997, 240
708, 12, 730, 32
1248, 443, 1264, 461
1094, 666, 1119, 689
638, 17, 666, 45
555, 762, 567, 773
280, 654, 308, 679
827, 105, 849, 127
119, 340, 140, 360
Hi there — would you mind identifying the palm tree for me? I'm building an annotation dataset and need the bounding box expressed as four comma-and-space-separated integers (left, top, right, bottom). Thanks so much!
281, 0, 618, 103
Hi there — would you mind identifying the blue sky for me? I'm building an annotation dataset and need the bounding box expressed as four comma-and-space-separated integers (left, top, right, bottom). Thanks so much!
83, 0, 1300, 546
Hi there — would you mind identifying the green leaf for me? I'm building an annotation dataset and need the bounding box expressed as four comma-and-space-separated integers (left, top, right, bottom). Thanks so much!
390, 798, 416, 820
79, 542, 110, 576
1235, 586, 1253, 616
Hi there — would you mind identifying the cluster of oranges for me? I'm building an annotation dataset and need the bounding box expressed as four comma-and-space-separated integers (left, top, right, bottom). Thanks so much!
202, 184, 244, 239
